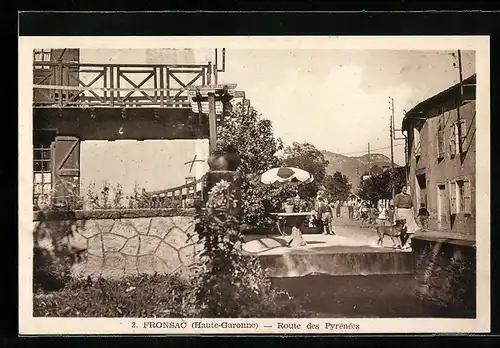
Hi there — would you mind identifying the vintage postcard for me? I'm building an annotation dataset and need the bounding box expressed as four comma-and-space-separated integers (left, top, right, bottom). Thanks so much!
19, 36, 490, 335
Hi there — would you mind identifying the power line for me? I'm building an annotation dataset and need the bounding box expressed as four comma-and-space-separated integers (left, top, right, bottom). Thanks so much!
337, 143, 405, 156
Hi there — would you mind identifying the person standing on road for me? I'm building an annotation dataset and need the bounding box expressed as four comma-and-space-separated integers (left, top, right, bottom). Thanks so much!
315, 194, 334, 235
355, 200, 363, 220
335, 200, 342, 218
393, 186, 419, 249
320, 197, 335, 235
347, 199, 353, 219
417, 203, 430, 232
387, 202, 395, 226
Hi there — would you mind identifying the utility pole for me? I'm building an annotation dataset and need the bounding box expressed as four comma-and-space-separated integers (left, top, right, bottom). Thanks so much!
367, 142, 371, 175
457, 49, 464, 156
389, 96, 396, 198
389, 97, 395, 169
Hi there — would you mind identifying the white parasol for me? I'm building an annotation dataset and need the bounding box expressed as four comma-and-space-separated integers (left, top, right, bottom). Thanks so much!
260, 167, 314, 185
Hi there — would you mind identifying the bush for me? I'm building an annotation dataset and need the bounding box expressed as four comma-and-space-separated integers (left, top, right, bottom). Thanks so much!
33, 273, 304, 318
190, 179, 302, 317
33, 246, 75, 293
33, 213, 82, 293
33, 274, 195, 317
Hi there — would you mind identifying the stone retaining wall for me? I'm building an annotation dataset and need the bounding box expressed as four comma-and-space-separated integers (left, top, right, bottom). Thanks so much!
33, 209, 201, 279
412, 236, 476, 317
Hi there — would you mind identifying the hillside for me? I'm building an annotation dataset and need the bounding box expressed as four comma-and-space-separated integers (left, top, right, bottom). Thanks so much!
321, 150, 397, 189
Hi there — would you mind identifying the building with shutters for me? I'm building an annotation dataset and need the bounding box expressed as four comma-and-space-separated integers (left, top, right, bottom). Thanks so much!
32, 48, 240, 209
401, 73, 476, 239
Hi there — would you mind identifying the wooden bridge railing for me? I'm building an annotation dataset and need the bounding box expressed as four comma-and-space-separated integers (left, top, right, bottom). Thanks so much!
145, 176, 204, 208
33, 61, 214, 108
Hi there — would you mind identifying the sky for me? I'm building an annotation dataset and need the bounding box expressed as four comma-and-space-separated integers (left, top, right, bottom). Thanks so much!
216, 49, 476, 164
77, 48, 476, 192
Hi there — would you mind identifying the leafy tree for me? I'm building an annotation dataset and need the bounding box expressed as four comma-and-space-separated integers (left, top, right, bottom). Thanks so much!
217, 102, 284, 177
217, 103, 289, 227
357, 168, 406, 205
324, 171, 352, 202
281, 142, 329, 185
279, 142, 330, 201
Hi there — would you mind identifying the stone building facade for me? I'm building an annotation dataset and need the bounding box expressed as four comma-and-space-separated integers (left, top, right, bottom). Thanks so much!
402, 74, 476, 239
403, 74, 477, 317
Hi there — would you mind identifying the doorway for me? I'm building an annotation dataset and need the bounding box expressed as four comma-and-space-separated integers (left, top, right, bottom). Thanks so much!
437, 184, 448, 229
416, 173, 427, 208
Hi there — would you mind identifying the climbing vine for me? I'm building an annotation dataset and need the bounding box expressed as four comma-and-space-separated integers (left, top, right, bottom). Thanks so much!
190, 179, 298, 317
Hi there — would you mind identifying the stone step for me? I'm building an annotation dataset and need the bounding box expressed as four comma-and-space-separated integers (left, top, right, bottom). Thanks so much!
258, 250, 416, 278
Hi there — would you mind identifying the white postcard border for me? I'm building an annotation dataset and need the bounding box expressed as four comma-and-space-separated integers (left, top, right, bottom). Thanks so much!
19, 35, 491, 335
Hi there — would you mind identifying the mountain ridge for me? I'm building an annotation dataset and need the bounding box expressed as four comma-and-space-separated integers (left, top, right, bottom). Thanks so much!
321, 150, 397, 189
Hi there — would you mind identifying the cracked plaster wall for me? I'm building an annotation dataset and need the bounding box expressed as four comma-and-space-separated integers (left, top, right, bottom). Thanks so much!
33, 209, 200, 279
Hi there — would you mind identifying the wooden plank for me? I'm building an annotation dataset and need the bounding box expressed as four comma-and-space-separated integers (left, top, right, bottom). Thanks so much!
196, 91, 203, 129
167, 71, 203, 103
118, 69, 156, 73
234, 91, 245, 98
34, 62, 211, 69
36, 101, 193, 108
188, 83, 238, 92
153, 67, 158, 101
169, 70, 187, 88
103, 67, 108, 101
207, 62, 212, 85
59, 169, 80, 176
159, 66, 164, 107
208, 93, 217, 153
116, 66, 120, 101
67, 70, 105, 102
167, 69, 205, 74
33, 84, 189, 92
166, 68, 170, 102
120, 72, 155, 102
110, 66, 114, 107
58, 62, 63, 107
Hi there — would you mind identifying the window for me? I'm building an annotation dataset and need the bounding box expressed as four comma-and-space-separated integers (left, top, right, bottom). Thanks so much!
449, 181, 457, 213
457, 179, 472, 214
449, 120, 467, 157
33, 49, 51, 69
437, 122, 445, 159
449, 178, 472, 215
33, 131, 56, 209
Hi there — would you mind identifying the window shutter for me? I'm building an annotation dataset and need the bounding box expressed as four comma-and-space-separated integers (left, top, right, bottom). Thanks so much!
459, 120, 467, 151
52, 136, 80, 206
414, 128, 421, 157
449, 181, 457, 214
437, 124, 445, 158
463, 180, 472, 214
449, 123, 457, 157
